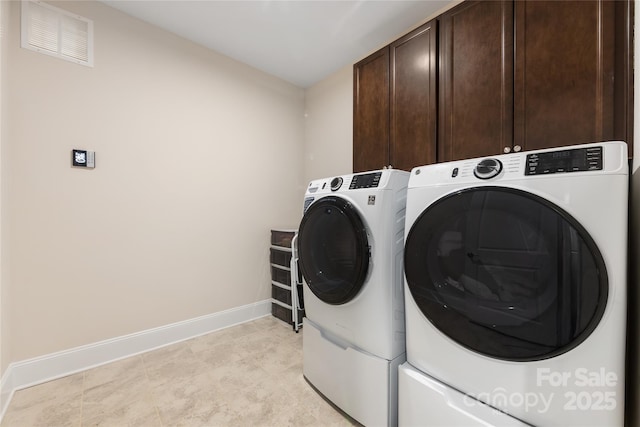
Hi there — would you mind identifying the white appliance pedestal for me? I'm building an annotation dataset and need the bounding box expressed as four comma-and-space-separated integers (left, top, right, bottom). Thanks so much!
303, 318, 404, 427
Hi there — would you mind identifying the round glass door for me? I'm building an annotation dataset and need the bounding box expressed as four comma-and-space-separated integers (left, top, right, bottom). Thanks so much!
404, 187, 608, 361
298, 197, 369, 305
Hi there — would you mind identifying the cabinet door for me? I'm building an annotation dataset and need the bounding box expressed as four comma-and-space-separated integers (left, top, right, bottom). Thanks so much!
438, 1, 514, 161
353, 47, 390, 173
514, 1, 615, 151
390, 20, 438, 171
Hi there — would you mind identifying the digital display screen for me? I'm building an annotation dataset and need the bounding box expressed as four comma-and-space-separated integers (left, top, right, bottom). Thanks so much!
349, 172, 382, 189
525, 147, 602, 176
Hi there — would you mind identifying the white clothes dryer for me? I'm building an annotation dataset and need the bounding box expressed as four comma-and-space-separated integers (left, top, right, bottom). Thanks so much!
400, 142, 628, 426
298, 169, 409, 427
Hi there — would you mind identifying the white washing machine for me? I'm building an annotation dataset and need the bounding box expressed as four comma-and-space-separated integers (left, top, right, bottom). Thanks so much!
400, 142, 628, 426
298, 169, 409, 427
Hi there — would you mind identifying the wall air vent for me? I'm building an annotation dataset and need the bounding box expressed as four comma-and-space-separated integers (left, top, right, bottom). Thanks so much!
21, 0, 93, 67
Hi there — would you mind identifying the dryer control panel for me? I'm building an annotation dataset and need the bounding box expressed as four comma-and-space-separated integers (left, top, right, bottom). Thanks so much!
525, 146, 603, 175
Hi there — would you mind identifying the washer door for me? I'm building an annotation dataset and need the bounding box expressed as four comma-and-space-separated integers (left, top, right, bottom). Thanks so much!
404, 187, 608, 361
298, 196, 369, 305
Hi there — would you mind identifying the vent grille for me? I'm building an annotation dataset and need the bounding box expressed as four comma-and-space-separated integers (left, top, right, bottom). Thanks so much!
21, 1, 93, 66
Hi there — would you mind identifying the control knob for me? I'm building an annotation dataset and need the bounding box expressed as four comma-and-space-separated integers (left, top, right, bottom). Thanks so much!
474, 158, 503, 180
330, 177, 343, 191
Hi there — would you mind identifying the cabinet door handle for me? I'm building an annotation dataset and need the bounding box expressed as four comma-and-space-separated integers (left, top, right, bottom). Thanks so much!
503, 147, 511, 154
513, 145, 522, 152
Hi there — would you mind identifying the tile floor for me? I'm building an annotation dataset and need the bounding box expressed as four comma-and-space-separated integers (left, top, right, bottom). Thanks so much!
1, 316, 357, 427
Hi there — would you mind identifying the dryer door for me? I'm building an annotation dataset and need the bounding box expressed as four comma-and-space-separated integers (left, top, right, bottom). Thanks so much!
404, 187, 608, 361
298, 196, 369, 305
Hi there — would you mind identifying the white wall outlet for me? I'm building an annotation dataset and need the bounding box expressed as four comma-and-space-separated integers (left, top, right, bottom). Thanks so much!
72, 149, 95, 168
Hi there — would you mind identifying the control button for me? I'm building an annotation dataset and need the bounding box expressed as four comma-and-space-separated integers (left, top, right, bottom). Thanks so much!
474, 158, 503, 180
452, 167, 459, 178
330, 177, 343, 191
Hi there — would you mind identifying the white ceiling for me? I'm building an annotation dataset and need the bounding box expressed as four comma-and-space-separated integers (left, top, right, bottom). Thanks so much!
100, 0, 454, 88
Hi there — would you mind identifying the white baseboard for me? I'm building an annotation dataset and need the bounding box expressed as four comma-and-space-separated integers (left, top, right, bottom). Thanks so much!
0, 299, 271, 420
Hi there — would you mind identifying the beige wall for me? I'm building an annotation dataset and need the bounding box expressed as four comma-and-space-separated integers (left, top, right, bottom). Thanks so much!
303, 65, 353, 184
4, 0, 305, 364
0, 0, 10, 374
0, 0, 459, 372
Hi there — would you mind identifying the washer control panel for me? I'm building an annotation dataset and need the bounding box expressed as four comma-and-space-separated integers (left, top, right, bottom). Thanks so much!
525, 146, 603, 175
349, 172, 382, 189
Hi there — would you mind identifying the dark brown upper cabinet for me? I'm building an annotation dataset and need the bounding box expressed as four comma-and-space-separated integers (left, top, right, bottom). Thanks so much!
514, 1, 617, 151
353, 47, 390, 173
390, 20, 438, 172
354, 0, 632, 166
439, 0, 632, 161
353, 20, 438, 173
438, 1, 514, 162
